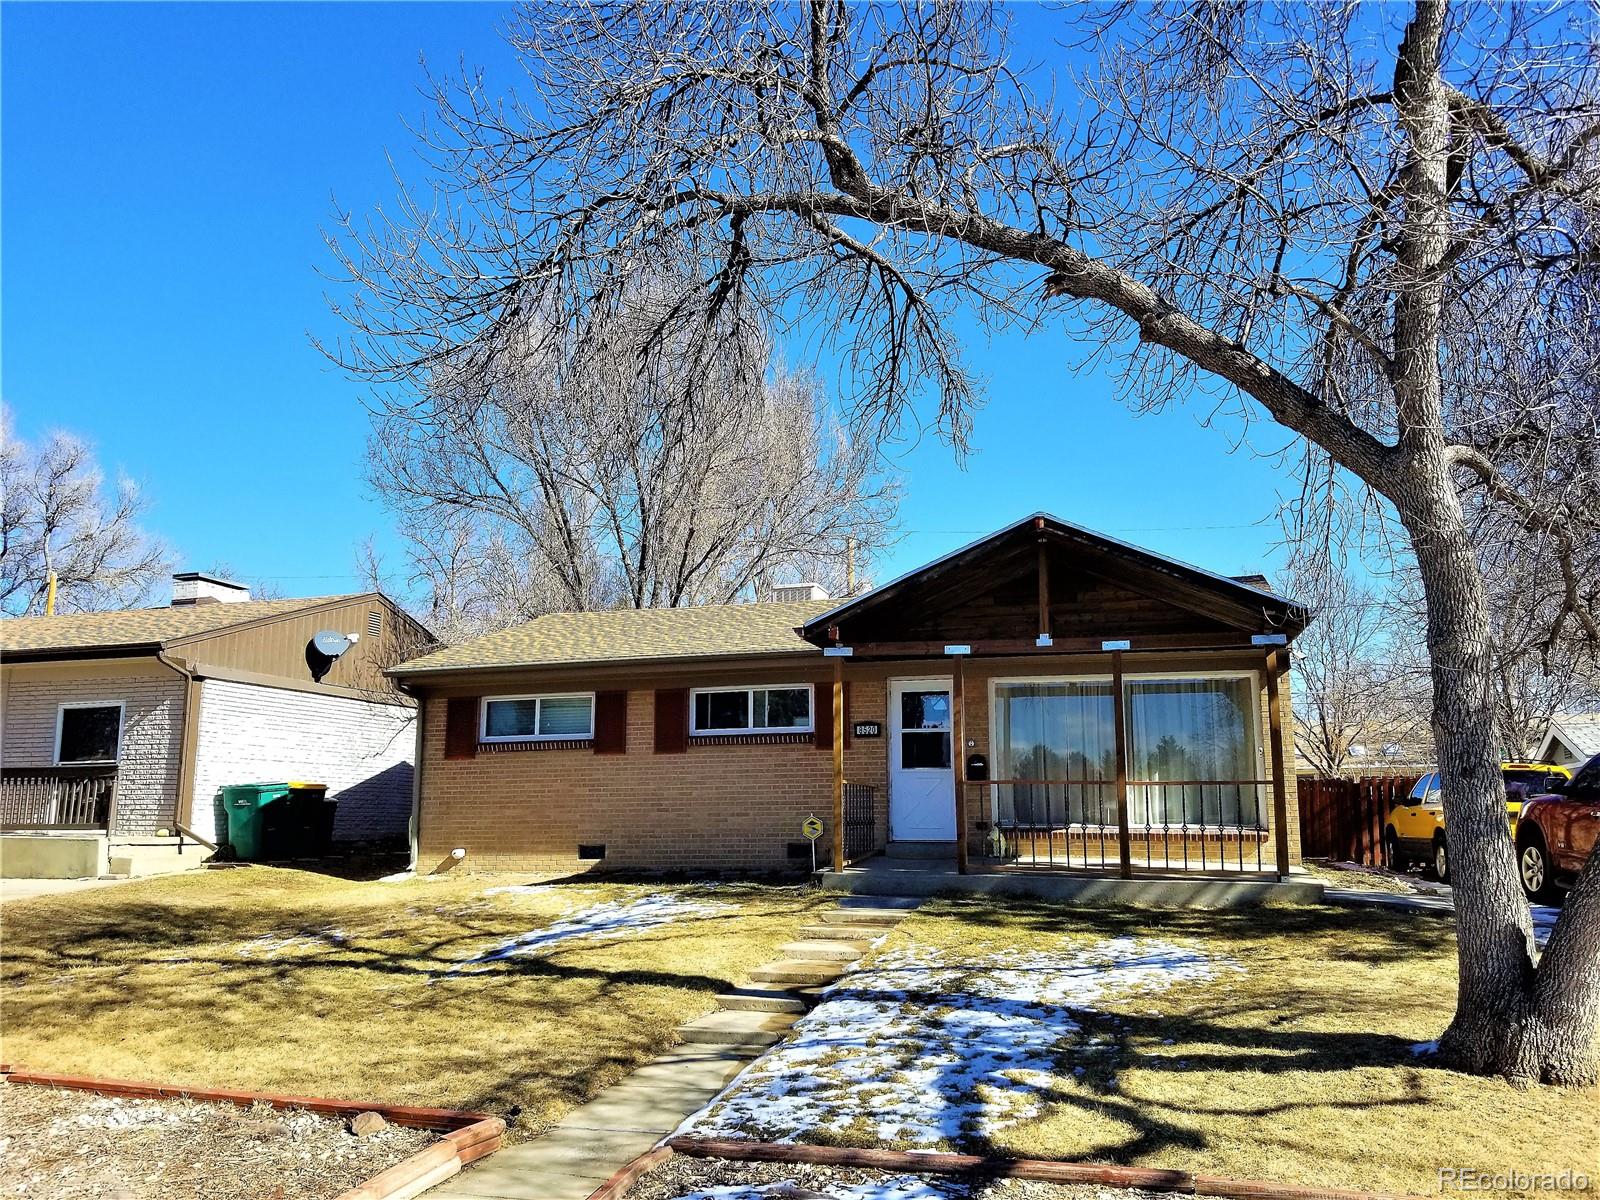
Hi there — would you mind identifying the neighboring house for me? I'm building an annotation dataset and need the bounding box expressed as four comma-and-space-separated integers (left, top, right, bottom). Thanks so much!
391, 515, 1308, 880
1, 573, 431, 877
1535, 714, 1600, 768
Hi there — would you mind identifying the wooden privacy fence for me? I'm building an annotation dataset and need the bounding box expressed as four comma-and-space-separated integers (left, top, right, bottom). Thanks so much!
1297, 774, 1420, 864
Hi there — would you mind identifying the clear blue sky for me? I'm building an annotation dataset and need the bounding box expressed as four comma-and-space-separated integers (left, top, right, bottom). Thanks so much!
3, 2, 1302, 601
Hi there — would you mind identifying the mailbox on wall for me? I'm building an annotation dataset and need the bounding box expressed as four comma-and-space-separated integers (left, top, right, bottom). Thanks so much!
965, 753, 989, 782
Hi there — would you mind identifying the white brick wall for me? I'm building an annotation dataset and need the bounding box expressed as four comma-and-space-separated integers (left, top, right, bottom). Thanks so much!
0, 669, 186, 835
189, 679, 415, 846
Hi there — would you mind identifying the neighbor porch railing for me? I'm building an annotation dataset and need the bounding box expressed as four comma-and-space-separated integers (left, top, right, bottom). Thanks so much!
842, 782, 880, 864
972, 777, 1274, 874
0, 766, 117, 830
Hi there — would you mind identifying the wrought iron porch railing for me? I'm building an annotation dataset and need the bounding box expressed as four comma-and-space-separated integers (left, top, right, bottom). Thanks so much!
842, 781, 880, 864
0, 765, 117, 830
972, 777, 1274, 874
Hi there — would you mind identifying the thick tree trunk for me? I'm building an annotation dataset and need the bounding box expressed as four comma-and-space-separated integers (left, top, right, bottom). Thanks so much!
1385, 0, 1599, 1085
1403, 481, 1600, 1085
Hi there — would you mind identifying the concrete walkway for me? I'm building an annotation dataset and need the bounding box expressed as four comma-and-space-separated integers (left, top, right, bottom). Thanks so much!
428, 894, 921, 1199
0, 876, 131, 904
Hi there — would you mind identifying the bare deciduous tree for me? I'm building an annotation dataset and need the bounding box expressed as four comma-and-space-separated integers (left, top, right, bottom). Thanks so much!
0, 410, 168, 616
329, 1, 1600, 1082
1287, 571, 1430, 776
353, 284, 898, 638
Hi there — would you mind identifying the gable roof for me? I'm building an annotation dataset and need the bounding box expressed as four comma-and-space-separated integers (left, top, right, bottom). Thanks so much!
800, 512, 1303, 642
391, 600, 836, 675
1539, 714, 1600, 762
2, 594, 375, 658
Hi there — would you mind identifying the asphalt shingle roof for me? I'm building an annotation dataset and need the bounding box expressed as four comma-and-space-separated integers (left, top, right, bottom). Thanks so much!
1, 595, 359, 654
393, 600, 837, 674
1548, 714, 1600, 759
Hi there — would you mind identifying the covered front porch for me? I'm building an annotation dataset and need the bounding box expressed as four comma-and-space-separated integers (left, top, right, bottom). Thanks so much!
808, 514, 1307, 889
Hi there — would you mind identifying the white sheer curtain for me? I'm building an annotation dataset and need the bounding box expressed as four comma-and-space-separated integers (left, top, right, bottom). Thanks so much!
992, 681, 1115, 826
1125, 677, 1260, 828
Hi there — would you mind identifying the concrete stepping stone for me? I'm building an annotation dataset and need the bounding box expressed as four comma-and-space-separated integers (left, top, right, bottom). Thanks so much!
749, 958, 846, 985
837, 894, 923, 909
798, 923, 887, 941
715, 984, 811, 1014
778, 938, 868, 962
677, 1008, 796, 1048
820, 905, 918, 926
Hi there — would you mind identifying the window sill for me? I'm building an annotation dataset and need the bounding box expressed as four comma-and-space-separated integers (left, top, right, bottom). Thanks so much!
479, 739, 595, 753
689, 732, 814, 747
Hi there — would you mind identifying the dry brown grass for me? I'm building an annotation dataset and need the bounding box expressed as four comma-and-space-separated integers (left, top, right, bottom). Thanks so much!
0, 868, 828, 1137
881, 897, 1598, 1198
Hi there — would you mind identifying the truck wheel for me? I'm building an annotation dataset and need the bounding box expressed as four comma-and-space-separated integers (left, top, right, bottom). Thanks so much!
1518, 832, 1559, 904
1430, 835, 1449, 884
1384, 830, 1406, 873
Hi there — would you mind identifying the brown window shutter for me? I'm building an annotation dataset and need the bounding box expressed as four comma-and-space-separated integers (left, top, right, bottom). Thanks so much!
813, 681, 834, 750
654, 688, 688, 754
593, 690, 628, 755
445, 697, 479, 760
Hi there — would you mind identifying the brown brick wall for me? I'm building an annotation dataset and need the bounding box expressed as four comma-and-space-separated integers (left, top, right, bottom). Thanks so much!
414, 653, 1298, 875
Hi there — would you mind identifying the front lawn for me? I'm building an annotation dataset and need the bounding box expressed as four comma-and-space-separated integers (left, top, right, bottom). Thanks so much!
685, 897, 1598, 1198
0, 868, 828, 1137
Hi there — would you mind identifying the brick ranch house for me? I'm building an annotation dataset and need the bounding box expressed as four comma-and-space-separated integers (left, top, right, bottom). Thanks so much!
392, 515, 1308, 881
1, 573, 430, 877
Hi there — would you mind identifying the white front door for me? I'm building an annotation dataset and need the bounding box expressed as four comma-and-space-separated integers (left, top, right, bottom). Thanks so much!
889, 677, 955, 841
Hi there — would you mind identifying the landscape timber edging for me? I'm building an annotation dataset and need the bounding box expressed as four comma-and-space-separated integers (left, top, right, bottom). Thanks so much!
623, 1136, 1440, 1200
0, 1065, 505, 1200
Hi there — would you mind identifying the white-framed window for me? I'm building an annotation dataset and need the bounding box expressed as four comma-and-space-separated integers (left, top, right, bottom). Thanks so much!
55, 701, 126, 764
480, 693, 596, 742
691, 684, 814, 735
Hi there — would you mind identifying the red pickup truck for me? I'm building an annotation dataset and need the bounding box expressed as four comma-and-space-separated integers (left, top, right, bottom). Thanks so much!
1515, 752, 1600, 902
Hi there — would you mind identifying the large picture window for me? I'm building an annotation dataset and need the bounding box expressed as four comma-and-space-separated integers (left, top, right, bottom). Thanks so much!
992, 681, 1114, 826
56, 702, 124, 764
691, 685, 813, 735
481, 693, 595, 742
1126, 676, 1260, 828
990, 674, 1262, 829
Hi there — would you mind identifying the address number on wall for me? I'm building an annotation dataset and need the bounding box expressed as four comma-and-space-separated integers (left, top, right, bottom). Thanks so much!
852, 721, 883, 738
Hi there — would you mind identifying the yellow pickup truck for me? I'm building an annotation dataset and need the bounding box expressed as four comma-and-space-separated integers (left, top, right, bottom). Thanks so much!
1384, 762, 1573, 882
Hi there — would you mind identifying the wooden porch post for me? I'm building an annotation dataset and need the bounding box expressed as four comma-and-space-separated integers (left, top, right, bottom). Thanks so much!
953, 653, 968, 875
1111, 650, 1132, 879
832, 656, 845, 873
1265, 648, 1292, 879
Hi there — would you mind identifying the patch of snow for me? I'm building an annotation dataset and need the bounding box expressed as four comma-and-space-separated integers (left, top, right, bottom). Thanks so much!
1410, 1040, 1439, 1057
377, 871, 415, 883
442, 892, 732, 976
682, 936, 1237, 1147
1531, 905, 1560, 949
235, 927, 349, 959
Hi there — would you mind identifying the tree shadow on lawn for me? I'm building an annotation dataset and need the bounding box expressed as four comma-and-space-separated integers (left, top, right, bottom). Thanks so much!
1, 895, 778, 1121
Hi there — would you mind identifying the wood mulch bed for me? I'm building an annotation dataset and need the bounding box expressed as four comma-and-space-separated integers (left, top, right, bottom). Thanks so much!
625, 1156, 1171, 1200
0, 1083, 436, 1199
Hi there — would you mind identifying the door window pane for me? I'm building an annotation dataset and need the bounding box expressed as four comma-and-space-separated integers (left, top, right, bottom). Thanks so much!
901, 731, 951, 770
58, 705, 121, 763
901, 691, 950, 730
1126, 677, 1259, 827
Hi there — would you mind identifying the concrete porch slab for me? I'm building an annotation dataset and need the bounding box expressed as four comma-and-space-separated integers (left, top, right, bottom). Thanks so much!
822, 860, 1324, 908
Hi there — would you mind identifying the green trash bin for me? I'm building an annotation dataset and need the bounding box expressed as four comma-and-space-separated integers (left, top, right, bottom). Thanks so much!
220, 782, 291, 861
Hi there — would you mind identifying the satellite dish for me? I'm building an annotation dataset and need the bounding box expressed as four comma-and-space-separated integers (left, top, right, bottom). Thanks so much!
312, 631, 353, 659
306, 630, 354, 681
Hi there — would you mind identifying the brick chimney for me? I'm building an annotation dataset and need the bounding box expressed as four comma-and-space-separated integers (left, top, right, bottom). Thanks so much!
171, 571, 250, 606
